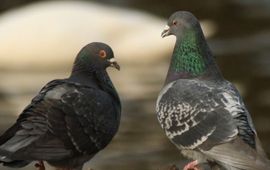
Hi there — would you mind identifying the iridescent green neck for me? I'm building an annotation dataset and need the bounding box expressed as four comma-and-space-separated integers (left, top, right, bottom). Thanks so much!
171, 30, 206, 76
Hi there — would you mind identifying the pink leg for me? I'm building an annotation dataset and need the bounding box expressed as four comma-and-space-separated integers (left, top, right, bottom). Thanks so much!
183, 160, 199, 170
35, 161, 45, 170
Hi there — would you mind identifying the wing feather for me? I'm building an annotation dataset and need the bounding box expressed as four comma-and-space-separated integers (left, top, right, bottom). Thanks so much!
1, 79, 119, 164
157, 79, 253, 150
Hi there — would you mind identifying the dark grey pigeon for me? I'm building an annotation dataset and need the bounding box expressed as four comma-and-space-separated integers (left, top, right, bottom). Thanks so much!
0, 42, 121, 170
156, 11, 270, 170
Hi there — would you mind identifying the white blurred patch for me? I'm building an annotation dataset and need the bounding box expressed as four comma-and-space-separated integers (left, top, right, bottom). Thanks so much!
0, 1, 217, 71
200, 19, 218, 38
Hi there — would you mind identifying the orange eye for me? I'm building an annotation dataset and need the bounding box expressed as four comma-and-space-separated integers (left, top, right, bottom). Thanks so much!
99, 50, 107, 58
173, 20, 177, 25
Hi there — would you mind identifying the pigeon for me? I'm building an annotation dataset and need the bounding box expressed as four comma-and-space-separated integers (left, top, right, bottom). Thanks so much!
0, 42, 121, 170
156, 11, 270, 170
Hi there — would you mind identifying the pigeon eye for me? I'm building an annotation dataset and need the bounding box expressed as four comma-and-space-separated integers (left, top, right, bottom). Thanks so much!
99, 50, 107, 58
173, 20, 177, 25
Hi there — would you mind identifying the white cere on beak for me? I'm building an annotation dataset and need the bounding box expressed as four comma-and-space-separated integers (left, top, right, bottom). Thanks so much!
161, 25, 171, 38
109, 58, 116, 63
164, 25, 170, 31
108, 58, 120, 70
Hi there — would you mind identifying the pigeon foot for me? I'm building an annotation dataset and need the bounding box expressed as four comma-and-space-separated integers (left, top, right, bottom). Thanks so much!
35, 161, 45, 170
183, 160, 200, 170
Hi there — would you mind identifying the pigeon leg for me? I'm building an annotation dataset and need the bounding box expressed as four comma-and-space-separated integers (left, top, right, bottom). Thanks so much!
35, 161, 45, 170
183, 160, 200, 170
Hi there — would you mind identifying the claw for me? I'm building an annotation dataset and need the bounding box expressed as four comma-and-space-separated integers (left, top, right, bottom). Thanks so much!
183, 160, 199, 170
35, 161, 45, 170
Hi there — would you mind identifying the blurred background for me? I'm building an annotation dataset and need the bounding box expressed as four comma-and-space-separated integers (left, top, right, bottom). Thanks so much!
0, 0, 270, 170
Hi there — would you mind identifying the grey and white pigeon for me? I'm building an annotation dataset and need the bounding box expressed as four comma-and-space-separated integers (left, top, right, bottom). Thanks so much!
0, 42, 121, 170
156, 11, 270, 170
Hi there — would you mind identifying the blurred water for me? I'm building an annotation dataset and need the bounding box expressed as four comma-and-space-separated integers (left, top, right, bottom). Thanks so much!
0, 0, 270, 170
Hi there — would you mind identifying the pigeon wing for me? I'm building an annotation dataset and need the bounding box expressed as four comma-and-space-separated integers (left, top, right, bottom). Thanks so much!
0, 80, 71, 162
47, 84, 119, 156
157, 79, 270, 169
0, 80, 118, 163
157, 79, 240, 150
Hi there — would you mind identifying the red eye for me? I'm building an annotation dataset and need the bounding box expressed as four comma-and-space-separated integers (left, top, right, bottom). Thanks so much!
99, 50, 106, 58
173, 20, 177, 25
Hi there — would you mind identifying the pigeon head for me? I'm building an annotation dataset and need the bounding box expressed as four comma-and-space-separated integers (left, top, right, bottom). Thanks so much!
161, 11, 201, 38
72, 42, 120, 73
162, 11, 222, 83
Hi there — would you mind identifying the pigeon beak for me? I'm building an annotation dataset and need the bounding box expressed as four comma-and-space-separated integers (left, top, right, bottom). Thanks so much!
108, 58, 120, 71
161, 25, 170, 38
